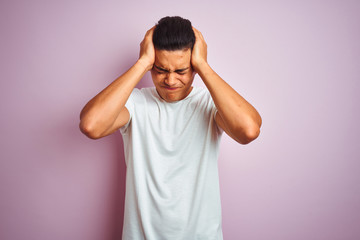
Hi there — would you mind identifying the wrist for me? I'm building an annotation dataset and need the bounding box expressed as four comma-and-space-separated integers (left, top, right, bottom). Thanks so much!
194, 61, 210, 75
137, 57, 153, 72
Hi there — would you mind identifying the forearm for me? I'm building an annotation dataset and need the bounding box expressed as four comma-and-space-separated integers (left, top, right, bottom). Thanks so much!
197, 63, 262, 139
79, 60, 148, 133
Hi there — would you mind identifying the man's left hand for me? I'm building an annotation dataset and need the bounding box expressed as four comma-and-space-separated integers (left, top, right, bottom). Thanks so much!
191, 27, 208, 73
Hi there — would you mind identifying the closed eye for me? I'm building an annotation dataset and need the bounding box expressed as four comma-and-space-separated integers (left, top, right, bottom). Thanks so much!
155, 70, 166, 74
154, 64, 189, 75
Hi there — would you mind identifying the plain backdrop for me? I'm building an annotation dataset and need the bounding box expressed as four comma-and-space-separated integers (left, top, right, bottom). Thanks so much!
1, 0, 359, 239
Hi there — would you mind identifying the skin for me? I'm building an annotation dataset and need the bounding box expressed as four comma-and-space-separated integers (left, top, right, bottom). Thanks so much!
79, 26, 262, 144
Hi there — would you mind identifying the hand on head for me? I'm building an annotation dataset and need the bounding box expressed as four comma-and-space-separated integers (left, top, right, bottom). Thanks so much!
191, 27, 208, 73
138, 26, 156, 71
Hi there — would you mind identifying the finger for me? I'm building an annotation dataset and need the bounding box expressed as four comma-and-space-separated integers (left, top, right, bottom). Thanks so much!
145, 26, 156, 38
192, 26, 204, 40
192, 26, 199, 37
197, 30, 204, 40
148, 26, 155, 33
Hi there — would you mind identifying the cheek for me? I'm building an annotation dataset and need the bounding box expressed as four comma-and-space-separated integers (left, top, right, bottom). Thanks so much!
151, 72, 162, 83
181, 73, 195, 85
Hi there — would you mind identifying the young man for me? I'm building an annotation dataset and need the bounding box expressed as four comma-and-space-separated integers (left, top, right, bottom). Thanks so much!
79, 16, 262, 240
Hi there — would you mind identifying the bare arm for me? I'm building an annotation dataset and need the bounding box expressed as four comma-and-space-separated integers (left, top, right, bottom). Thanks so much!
191, 27, 262, 144
79, 27, 155, 139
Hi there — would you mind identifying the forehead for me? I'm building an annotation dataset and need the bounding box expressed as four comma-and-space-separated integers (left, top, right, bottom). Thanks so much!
154, 49, 191, 70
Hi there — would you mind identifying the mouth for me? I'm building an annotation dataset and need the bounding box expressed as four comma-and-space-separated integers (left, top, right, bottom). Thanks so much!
163, 86, 179, 91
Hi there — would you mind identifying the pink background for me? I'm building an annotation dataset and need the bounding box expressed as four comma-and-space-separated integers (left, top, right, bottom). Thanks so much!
1, 0, 359, 239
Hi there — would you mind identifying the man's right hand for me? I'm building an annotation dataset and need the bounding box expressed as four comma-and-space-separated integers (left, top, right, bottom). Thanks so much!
138, 26, 155, 71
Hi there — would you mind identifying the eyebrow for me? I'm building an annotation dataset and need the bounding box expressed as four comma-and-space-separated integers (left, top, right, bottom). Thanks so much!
154, 64, 189, 73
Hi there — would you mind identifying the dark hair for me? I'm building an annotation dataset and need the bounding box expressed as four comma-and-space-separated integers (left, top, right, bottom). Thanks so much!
153, 16, 195, 51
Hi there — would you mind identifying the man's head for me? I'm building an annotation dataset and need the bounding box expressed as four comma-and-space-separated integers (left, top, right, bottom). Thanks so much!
151, 16, 196, 102
152, 16, 195, 51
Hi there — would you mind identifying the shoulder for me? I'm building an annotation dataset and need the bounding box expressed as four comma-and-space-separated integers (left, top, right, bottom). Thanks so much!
190, 87, 214, 106
188, 87, 211, 101
129, 87, 156, 102
182, 87, 215, 116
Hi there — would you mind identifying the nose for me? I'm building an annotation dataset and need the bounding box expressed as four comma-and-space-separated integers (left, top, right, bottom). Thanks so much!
164, 72, 177, 86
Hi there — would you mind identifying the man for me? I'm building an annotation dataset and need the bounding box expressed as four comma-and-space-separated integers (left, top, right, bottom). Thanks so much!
79, 16, 261, 240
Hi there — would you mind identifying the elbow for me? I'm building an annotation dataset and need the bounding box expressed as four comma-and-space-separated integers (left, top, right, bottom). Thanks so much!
236, 124, 261, 145
79, 121, 102, 140
245, 126, 261, 144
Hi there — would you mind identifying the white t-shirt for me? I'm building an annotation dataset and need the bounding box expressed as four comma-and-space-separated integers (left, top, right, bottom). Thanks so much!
120, 87, 224, 240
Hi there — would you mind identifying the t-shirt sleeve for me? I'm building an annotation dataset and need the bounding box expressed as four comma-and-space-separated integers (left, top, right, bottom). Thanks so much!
119, 88, 140, 134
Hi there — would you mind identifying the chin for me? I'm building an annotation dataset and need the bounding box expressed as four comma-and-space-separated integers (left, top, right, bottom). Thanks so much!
156, 86, 192, 102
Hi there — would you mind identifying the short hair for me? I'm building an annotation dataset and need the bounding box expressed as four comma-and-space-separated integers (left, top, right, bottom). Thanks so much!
153, 16, 195, 51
